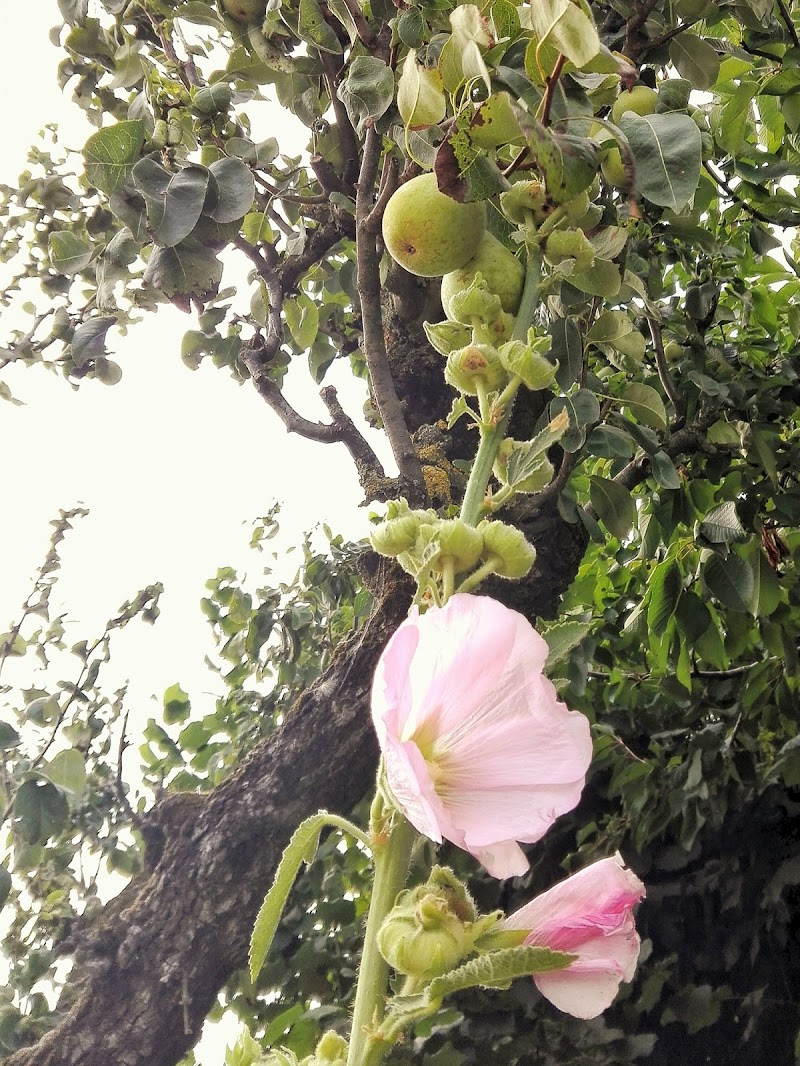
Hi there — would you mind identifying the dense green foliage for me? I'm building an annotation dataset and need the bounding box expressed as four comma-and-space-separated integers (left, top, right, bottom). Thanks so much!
3, 0, 800, 1062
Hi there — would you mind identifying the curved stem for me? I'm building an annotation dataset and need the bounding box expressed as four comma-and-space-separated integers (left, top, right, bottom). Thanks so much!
458, 251, 543, 527
346, 809, 417, 1066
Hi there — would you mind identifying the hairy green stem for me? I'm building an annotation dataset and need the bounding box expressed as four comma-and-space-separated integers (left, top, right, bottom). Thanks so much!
458, 251, 543, 527
347, 807, 416, 1066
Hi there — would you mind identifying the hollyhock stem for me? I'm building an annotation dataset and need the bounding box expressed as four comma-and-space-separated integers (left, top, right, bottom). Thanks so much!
347, 794, 416, 1066
459, 251, 542, 528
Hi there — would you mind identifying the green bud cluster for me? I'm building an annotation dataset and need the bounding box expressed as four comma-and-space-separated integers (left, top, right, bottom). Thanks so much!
445, 342, 508, 395
370, 502, 536, 586
496, 333, 557, 392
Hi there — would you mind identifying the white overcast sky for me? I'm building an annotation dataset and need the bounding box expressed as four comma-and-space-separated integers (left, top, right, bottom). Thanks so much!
0, 6, 384, 1056
0, 3, 383, 718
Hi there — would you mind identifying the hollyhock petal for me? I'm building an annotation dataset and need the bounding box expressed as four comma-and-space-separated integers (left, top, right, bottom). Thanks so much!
371, 594, 593, 877
502, 855, 645, 1018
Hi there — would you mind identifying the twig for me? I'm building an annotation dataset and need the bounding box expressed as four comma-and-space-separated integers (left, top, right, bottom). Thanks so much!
777, 0, 800, 48
0, 310, 54, 371
641, 17, 702, 52
702, 161, 773, 225
540, 53, 566, 127
114, 709, 144, 831
240, 348, 384, 480
355, 123, 424, 496
320, 52, 360, 186
147, 10, 200, 88
648, 317, 686, 427
338, 0, 377, 49
622, 0, 661, 56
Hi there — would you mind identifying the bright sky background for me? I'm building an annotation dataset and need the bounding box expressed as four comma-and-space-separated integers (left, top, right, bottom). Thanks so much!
0, 4, 385, 1059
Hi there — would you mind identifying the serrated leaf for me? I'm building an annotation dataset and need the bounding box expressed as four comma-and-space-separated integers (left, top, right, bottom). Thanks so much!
249, 812, 328, 982
702, 551, 754, 613
544, 620, 593, 669
699, 501, 748, 544
619, 112, 701, 211
647, 558, 682, 637
505, 411, 569, 489
83, 120, 145, 196
622, 382, 668, 433
590, 476, 636, 540
49, 231, 92, 274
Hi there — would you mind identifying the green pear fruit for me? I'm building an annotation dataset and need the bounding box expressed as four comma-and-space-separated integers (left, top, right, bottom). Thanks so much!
222, 0, 267, 21
611, 85, 658, 125
601, 146, 627, 189
382, 173, 487, 278
440, 233, 525, 320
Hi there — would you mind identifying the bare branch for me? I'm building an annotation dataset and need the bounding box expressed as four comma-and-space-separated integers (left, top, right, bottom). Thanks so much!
648, 316, 686, 427
703, 160, 774, 225
777, 0, 800, 49
320, 52, 360, 187
355, 125, 425, 497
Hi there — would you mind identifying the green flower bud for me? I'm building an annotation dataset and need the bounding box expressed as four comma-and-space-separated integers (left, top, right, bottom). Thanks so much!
478, 520, 537, 579
433, 519, 484, 574
370, 514, 421, 557
445, 274, 503, 326
500, 180, 553, 224
445, 342, 508, 395
494, 439, 555, 493
378, 889, 470, 980
424, 319, 472, 356
544, 228, 595, 272
305, 1031, 348, 1065
426, 865, 477, 922
473, 311, 515, 345
497, 336, 557, 392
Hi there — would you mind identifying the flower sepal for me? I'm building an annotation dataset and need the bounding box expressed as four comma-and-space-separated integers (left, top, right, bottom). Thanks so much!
378, 881, 471, 981
299, 1031, 348, 1065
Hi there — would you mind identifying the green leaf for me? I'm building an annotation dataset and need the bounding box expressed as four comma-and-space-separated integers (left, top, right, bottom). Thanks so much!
337, 57, 394, 134
651, 450, 681, 489
71, 316, 117, 366
249, 812, 328, 982
133, 160, 210, 248
13, 779, 70, 845
207, 158, 256, 224
0, 864, 11, 909
669, 34, 720, 92
428, 945, 577, 998
544, 620, 593, 669
699, 501, 748, 543
528, 0, 600, 69
284, 293, 320, 350
622, 382, 668, 433
0, 721, 21, 749
702, 552, 754, 613
49, 231, 93, 275
297, 0, 343, 53
549, 316, 583, 390
143, 243, 223, 302
42, 749, 87, 795
83, 120, 145, 196
163, 682, 191, 725
647, 558, 682, 637
619, 112, 702, 211
589, 476, 636, 540
398, 51, 446, 129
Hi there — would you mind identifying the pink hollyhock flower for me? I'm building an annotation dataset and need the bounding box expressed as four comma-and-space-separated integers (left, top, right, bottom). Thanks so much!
370, 593, 593, 879
502, 854, 645, 1018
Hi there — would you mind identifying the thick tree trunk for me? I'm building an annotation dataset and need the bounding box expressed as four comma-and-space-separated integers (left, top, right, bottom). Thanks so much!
5, 511, 585, 1065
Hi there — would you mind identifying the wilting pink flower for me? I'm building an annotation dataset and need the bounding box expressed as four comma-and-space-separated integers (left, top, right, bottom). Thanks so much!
502, 854, 645, 1018
370, 594, 593, 879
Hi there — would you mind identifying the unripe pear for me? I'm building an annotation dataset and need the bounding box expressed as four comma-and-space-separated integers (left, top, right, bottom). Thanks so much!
382, 173, 487, 277
222, 0, 267, 20
601, 146, 627, 189
611, 85, 658, 125
441, 233, 525, 320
